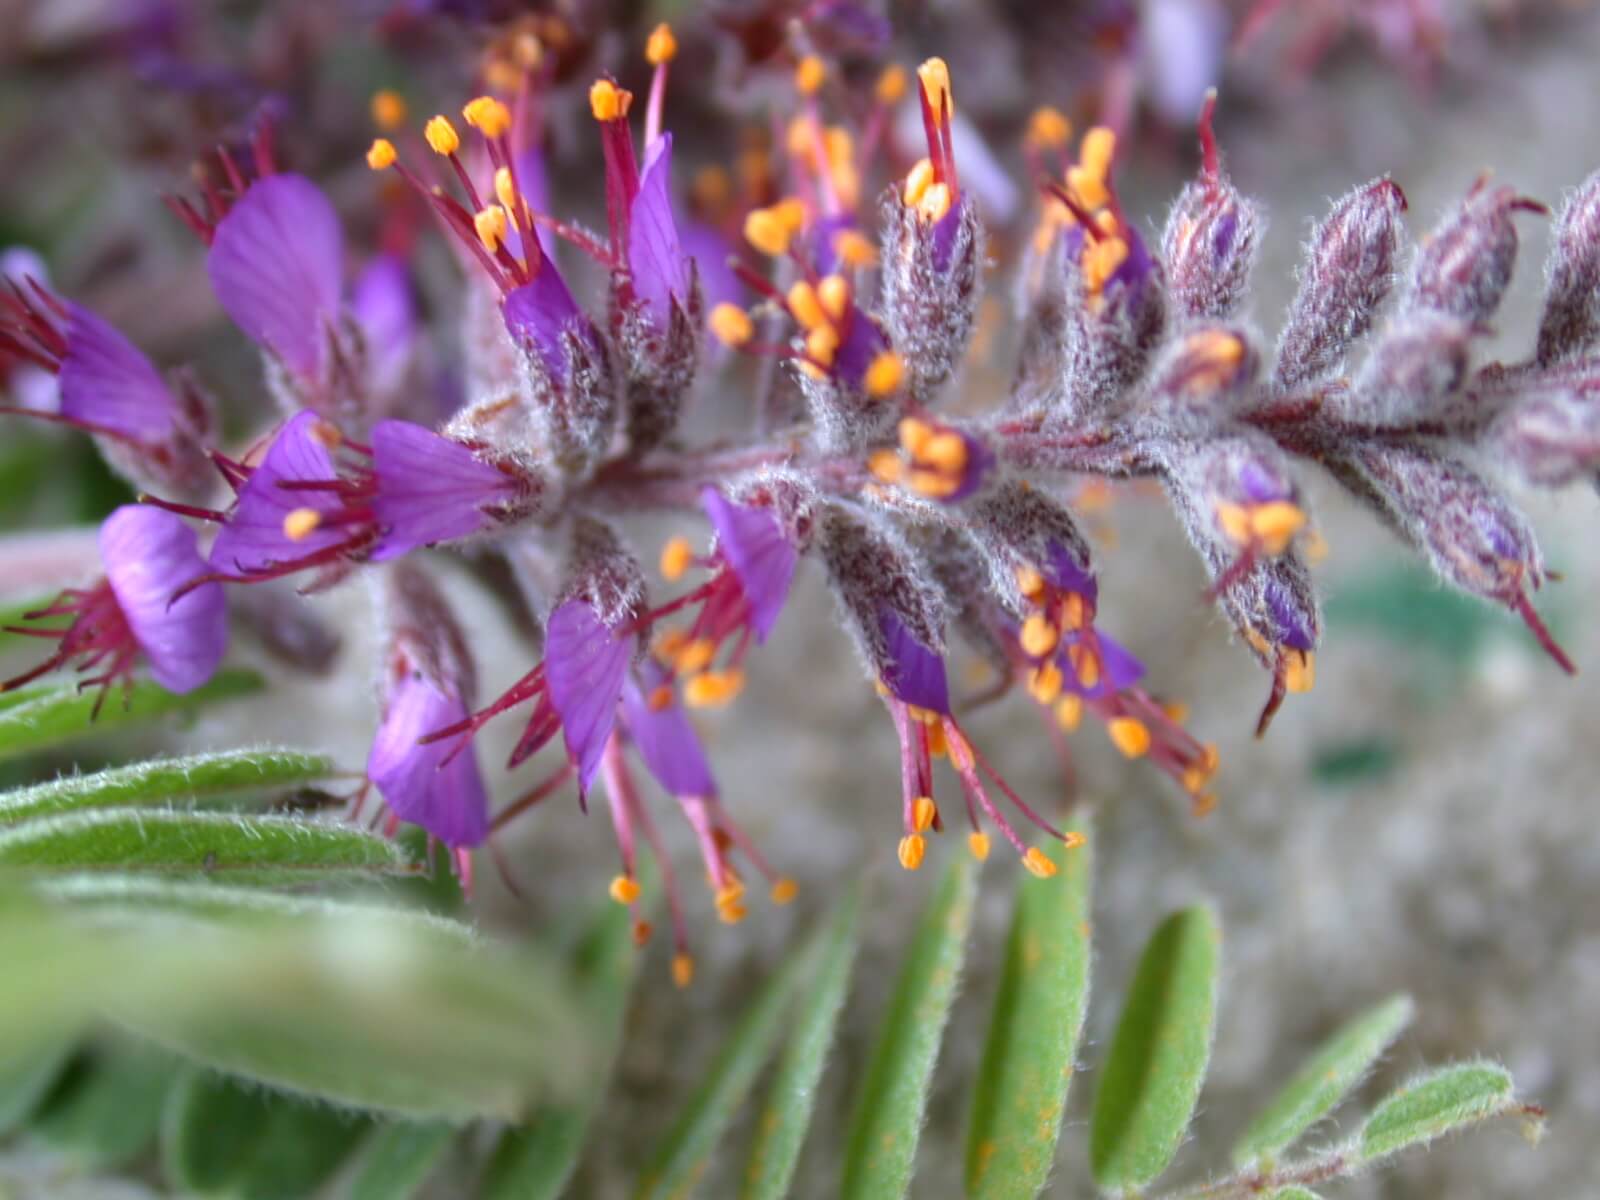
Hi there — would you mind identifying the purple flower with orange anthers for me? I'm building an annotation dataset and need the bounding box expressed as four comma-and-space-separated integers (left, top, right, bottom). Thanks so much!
2, 506, 227, 710
0, 282, 213, 496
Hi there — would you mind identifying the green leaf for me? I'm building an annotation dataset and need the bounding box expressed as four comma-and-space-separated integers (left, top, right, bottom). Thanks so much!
1357, 1062, 1517, 1162
1269, 1188, 1325, 1199
966, 824, 1093, 1199
635, 937, 813, 1200
0, 1041, 73, 1134
0, 748, 341, 824
740, 883, 864, 1200
30, 1039, 182, 1168
348, 1121, 457, 1200
163, 1068, 278, 1194
232, 1093, 372, 1200
0, 809, 411, 882
483, 898, 642, 1200
10, 878, 591, 1121
1090, 905, 1221, 1192
0, 668, 263, 761
841, 854, 978, 1200
1232, 993, 1414, 1167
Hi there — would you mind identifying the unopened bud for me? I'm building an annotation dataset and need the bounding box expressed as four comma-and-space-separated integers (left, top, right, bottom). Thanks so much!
1535, 167, 1600, 364
1406, 180, 1542, 325
1161, 102, 1262, 321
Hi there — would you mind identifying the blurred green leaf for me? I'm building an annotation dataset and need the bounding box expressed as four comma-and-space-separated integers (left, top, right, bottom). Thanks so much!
8, 878, 591, 1121
1090, 906, 1221, 1192
348, 1121, 457, 1200
635, 934, 813, 1199
30, 1039, 181, 1168
1309, 738, 1401, 788
484, 898, 642, 1200
966, 825, 1093, 1199
0, 809, 410, 883
1357, 1062, 1517, 1162
0, 1041, 73, 1134
1233, 993, 1414, 1167
741, 882, 864, 1200
0, 748, 341, 824
233, 1092, 372, 1200
841, 854, 978, 1200
1269, 1188, 1325, 1199
163, 1068, 278, 1194
0, 668, 263, 761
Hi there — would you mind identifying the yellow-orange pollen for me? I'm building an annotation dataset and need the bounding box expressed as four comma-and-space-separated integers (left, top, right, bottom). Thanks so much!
462, 95, 511, 139
673, 953, 695, 988
365, 139, 397, 171
473, 205, 509, 253
684, 670, 744, 709
659, 535, 693, 582
876, 64, 908, 105
795, 55, 827, 96
707, 303, 755, 348
645, 23, 677, 66
898, 834, 926, 871
968, 831, 991, 861
912, 795, 938, 833
1108, 716, 1151, 759
588, 79, 632, 122
1216, 498, 1308, 557
424, 115, 460, 156
1023, 847, 1058, 878
1285, 648, 1316, 694
609, 874, 641, 905
875, 416, 969, 498
1026, 105, 1072, 149
770, 878, 798, 905
370, 90, 407, 131
917, 56, 953, 118
282, 508, 322, 542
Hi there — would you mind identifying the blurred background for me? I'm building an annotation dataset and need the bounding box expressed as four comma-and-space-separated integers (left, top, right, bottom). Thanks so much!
3, 1, 1599, 1196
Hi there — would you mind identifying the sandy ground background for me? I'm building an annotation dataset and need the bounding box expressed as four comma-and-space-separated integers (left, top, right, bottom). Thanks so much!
4, 6, 1600, 1198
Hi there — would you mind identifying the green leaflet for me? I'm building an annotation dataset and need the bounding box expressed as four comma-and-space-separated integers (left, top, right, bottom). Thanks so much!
1357, 1062, 1517, 1162
232, 1093, 374, 1200
966, 824, 1093, 1199
0, 748, 341, 824
9, 878, 591, 1122
163, 1067, 280, 1195
635, 934, 813, 1200
841, 854, 978, 1200
740, 882, 864, 1200
1089, 905, 1221, 1192
348, 1121, 457, 1200
0, 808, 411, 883
0, 668, 263, 761
1232, 993, 1414, 1166
484, 898, 642, 1200
0, 1041, 73, 1134
30, 1039, 182, 1168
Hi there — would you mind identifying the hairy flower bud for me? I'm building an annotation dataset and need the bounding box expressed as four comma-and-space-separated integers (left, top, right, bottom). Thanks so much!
964, 479, 1095, 613
563, 515, 646, 634
1347, 312, 1475, 426
880, 190, 983, 398
1341, 444, 1572, 671
1140, 324, 1261, 433
1535, 167, 1600, 365
1489, 384, 1600, 489
1405, 179, 1542, 325
1274, 178, 1407, 390
1161, 96, 1262, 322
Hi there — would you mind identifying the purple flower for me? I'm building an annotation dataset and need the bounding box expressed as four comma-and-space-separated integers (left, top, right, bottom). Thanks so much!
629, 134, 689, 329
502, 263, 598, 385
701, 487, 797, 641
621, 664, 716, 798
368, 420, 525, 561
1264, 577, 1316, 653
2, 506, 226, 703
58, 304, 180, 442
877, 606, 951, 714
350, 255, 417, 393
681, 221, 742, 312
367, 671, 489, 847
1043, 538, 1098, 607
207, 174, 343, 382
544, 599, 635, 792
1057, 628, 1144, 698
209, 411, 349, 576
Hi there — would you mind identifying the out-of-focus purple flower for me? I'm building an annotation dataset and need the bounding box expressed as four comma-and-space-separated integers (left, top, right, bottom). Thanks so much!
629, 134, 689, 330
621, 664, 716, 798
57, 304, 180, 441
1, 506, 226, 704
681, 221, 742, 312
869, 418, 994, 504
502, 264, 599, 385
351, 255, 417, 394
700, 486, 797, 641
207, 174, 343, 382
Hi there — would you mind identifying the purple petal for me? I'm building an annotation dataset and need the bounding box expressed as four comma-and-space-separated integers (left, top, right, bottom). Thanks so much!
207, 174, 343, 380
368, 421, 520, 561
544, 599, 633, 792
629, 134, 688, 329
1059, 629, 1144, 698
681, 221, 741, 311
58, 304, 179, 442
1044, 538, 1098, 605
701, 487, 796, 641
351, 255, 416, 392
1265, 578, 1315, 651
502, 264, 593, 384
621, 666, 716, 796
832, 311, 888, 390
367, 674, 489, 847
99, 505, 227, 693
209, 411, 346, 575
877, 606, 950, 714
